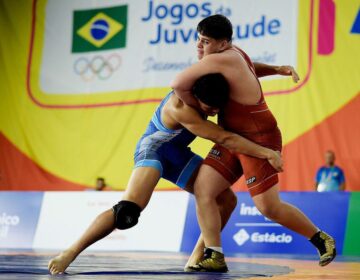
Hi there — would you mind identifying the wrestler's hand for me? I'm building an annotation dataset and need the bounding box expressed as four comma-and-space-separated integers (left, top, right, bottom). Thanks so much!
276, 65, 300, 83
267, 150, 284, 172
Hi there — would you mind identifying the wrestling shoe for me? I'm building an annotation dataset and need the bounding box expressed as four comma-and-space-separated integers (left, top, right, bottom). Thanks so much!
310, 231, 336, 266
187, 248, 228, 272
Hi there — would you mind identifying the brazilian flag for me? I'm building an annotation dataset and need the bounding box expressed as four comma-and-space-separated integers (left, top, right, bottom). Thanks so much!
72, 5, 127, 53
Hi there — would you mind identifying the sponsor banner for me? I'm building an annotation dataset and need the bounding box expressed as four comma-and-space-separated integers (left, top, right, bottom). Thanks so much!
223, 192, 349, 254
39, 0, 298, 94
343, 192, 360, 255
33, 191, 189, 251
0, 192, 43, 248
182, 192, 349, 255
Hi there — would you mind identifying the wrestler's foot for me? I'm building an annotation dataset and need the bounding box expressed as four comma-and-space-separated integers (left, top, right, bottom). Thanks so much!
184, 265, 199, 272
310, 231, 336, 266
188, 248, 228, 272
48, 250, 77, 275
184, 253, 204, 272
184, 260, 203, 272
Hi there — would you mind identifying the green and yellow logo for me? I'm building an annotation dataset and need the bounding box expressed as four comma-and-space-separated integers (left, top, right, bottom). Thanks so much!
72, 5, 127, 53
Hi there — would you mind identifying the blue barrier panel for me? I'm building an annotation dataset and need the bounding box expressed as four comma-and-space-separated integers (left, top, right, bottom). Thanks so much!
181, 192, 350, 255
0, 192, 43, 248
180, 193, 200, 252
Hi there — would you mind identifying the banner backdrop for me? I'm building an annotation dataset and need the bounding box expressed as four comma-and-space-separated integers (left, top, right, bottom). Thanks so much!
0, 0, 359, 190
0, 192, 43, 248
1, 191, 357, 255
181, 192, 350, 255
33, 191, 189, 251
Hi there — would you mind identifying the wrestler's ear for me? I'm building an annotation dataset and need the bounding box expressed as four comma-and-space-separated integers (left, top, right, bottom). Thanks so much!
219, 39, 229, 51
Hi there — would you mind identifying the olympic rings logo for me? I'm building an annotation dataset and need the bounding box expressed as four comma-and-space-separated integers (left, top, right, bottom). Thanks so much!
73, 54, 121, 81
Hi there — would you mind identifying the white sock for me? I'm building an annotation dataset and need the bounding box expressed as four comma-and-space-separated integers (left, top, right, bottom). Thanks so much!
208, 246, 223, 253
308, 229, 321, 240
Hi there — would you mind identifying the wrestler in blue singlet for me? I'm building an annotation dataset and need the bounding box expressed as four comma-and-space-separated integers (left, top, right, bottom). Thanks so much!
134, 92, 202, 189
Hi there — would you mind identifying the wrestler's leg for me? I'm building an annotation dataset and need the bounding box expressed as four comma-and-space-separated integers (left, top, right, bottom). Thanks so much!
185, 144, 242, 271
48, 167, 160, 275
252, 184, 317, 237
252, 184, 336, 266
121, 167, 161, 209
183, 165, 236, 272
184, 187, 236, 269
181, 156, 237, 269
194, 164, 233, 250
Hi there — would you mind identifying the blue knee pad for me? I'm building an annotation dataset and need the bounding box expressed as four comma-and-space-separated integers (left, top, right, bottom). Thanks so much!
112, 200, 142, 230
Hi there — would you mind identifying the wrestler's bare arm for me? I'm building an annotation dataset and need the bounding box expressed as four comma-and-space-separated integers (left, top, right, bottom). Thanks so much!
170, 55, 224, 108
170, 102, 283, 172
253, 62, 300, 82
230, 45, 299, 82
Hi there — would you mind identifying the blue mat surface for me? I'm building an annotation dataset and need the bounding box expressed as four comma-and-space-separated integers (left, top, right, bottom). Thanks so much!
0, 253, 293, 279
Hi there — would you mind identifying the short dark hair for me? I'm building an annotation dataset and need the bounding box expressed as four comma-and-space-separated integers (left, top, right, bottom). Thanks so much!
197, 14, 233, 41
192, 73, 229, 108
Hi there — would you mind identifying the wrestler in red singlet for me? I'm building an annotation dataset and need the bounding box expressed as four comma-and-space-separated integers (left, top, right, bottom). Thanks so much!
204, 48, 282, 197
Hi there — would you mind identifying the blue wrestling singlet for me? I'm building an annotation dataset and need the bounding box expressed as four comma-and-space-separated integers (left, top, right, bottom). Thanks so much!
134, 92, 202, 189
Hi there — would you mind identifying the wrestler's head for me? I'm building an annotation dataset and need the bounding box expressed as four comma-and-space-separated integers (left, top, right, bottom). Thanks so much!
196, 15, 233, 59
325, 150, 336, 166
192, 73, 229, 116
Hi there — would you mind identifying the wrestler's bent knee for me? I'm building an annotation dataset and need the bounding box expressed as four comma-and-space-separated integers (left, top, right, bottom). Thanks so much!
112, 200, 142, 229
255, 203, 280, 220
